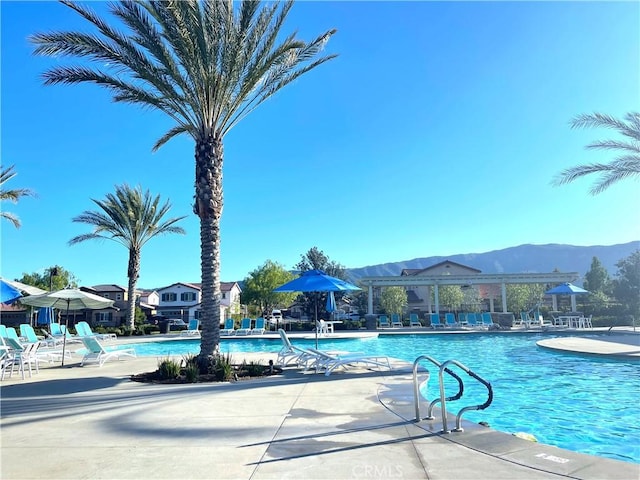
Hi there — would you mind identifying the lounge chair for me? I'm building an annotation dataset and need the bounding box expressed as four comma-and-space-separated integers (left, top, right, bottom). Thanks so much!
1, 337, 40, 380
19, 324, 44, 343
429, 313, 444, 329
220, 318, 236, 336
409, 313, 422, 327
5, 327, 22, 343
316, 319, 330, 335
457, 312, 468, 326
180, 319, 200, 337
305, 347, 391, 376
391, 314, 403, 328
444, 313, 458, 328
75, 321, 117, 341
466, 313, 480, 328
250, 317, 266, 335
276, 329, 316, 368
481, 312, 495, 328
378, 315, 390, 328
235, 318, 252, 336
79, 336, 136, 367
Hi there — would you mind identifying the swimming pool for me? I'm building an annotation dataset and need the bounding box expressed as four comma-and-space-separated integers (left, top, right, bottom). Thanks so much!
115, 333, 640, 464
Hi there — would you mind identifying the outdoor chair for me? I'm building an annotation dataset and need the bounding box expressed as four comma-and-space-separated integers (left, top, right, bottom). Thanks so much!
79, 336, 136, 367
306, 347, 391, 376
250, 317, 266, 335
378, 315, 390, 328
429, 313, 444, 329
391, 314, 403, 328
76, 321, 117, 341
1, 337, 40, 380
409, 313, 422, 327
220, 318, 236, 336
276, 329, 317, 368
235, 318, 253, 336
444, 313, 458, 328
180, 319, 200, 337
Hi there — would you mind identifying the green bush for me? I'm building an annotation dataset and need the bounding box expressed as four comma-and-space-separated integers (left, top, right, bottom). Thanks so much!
184, 364, 199, 383
241, 360, 264, 377
157, 358, 181, 380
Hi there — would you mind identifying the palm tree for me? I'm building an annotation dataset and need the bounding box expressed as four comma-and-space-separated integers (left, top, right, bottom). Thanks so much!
553, 112, 640, 195
30, 0, 336, 358
69, 184, 186, 329
0, 164, 35, 228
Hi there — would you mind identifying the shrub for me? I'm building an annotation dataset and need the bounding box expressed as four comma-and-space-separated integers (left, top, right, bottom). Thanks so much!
241, 360, 264, 377
184, 364, 199, 383
157, 358, 181, 380
199, 353, 234, 381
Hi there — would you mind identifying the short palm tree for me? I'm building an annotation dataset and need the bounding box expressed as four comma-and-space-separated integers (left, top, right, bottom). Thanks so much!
553, 112, 640, 195
30, 0, 336, 358
0, 164, 35, 228
69, 184, 186, 329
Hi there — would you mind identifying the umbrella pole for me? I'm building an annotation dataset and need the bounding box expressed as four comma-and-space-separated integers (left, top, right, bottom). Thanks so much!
61, 300, 70, 367
315, 295, 319, 350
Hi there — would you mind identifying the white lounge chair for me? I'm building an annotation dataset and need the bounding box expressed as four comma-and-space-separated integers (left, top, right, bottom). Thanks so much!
180, 319, 200, 337
75, 321, 117, 341
391, 314, 403, 328
378, 315, 390, 328
79, 336, 136, 367
409, 314, 422, 327
1, 337, 40, 380
306, 347, 391, 376
481, 312, 495, 328
276, 329, 316, 368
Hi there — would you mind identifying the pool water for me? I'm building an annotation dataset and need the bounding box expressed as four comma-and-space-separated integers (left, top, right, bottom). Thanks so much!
116, 333, 640, 464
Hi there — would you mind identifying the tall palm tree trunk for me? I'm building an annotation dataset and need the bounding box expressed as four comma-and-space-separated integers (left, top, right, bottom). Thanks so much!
195, 135, 223, 357
127, 249, 140, 330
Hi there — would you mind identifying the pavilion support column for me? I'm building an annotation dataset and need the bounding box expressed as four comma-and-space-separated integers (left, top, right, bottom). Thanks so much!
501, 282, 507, 312
489, 297, 494, 312
552, 295, 558, 311
427, 286, 433, 313
368, 285, 374, 314
434, 284, 440, 314
571, 295, 577, 312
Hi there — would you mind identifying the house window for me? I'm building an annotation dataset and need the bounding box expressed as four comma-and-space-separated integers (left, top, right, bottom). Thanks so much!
116, 293, 123, 301
161, 293, 177, 302
222, 292, 227, 299
181, 292, 196, 302
96, 312, 112, 322
194, 310, 200, 319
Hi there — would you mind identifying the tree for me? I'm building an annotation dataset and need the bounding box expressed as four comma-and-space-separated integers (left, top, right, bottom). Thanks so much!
69, 184, 186, 329
0, 165, 35, 228
552, 112, 640, 195
31, 0, 336, 359
379, 287, 407, 316
295, 247, 347, 319
584, 257, 611, 294
611, 250, 640, 320
505, 284, 545, 315
436, 285, 464, 312
17, 266, 79, 291
241, 260, 297, 318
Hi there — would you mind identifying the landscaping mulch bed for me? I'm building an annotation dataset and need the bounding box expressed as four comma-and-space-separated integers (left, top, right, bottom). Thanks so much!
130, 364, 283, 384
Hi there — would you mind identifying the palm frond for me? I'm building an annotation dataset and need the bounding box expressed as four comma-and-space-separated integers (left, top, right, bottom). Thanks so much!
1, 212, 21, 228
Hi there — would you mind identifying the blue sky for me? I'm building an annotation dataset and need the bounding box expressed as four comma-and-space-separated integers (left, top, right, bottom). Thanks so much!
2, 1, 639, 290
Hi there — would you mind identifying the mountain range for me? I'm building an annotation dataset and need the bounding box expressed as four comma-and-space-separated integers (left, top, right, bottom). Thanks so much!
346, 241, 639, 282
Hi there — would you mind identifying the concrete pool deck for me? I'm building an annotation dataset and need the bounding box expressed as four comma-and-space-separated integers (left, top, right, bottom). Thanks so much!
1, 330, 639, 479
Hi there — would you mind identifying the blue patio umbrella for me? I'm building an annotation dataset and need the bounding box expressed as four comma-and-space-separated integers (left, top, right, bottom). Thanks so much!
274, 270, 360, 348
0, 279, 22, 303
326, 291, 336, 317
36, 306, 55, 326
545, 283, 589, 295
545, 283, 589, 312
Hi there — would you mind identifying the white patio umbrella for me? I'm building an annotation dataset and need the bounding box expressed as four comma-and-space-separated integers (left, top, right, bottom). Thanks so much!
19, 288, 114, 365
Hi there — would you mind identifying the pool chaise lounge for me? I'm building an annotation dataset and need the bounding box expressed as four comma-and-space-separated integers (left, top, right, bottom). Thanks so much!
306, 347, 391, 376
80, 336, 136, 367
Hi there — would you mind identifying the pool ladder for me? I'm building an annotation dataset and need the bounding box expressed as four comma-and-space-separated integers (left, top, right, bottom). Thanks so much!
412, 355, 493, 433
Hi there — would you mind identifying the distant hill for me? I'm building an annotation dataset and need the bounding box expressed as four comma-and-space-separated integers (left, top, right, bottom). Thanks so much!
346, 242, 639, 282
